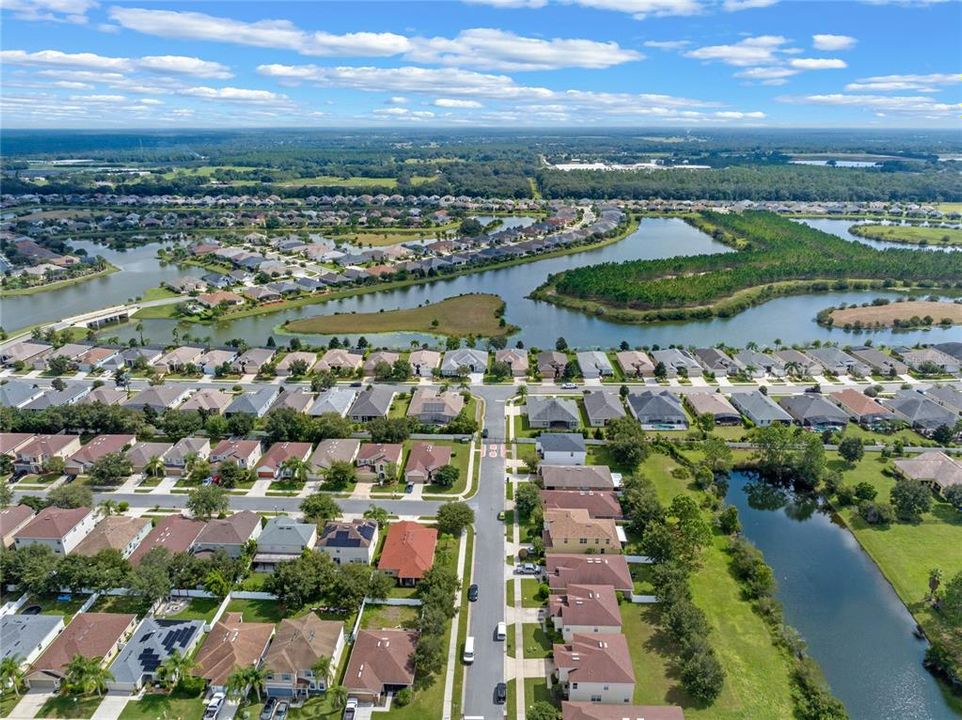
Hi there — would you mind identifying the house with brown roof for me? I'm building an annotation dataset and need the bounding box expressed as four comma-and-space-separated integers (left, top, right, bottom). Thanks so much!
894, 450, 962, 499
154, 347, 204, 375
316, 519, 378, 566
317, 349, 363, 374
123, 385, 193, 411
408, 349, 441, 378
65, 434, 135, 476
231, 348, 276, 375
685, 393, 741, 425
164, 437, 211, 477
495, 348, 529, 377
537, 350, 568, 379
831, 389, 896, 428
377, 521, 437, 586
0, 433, 35, 457
562, 702, 684, 720
541, 490, 624, 520
126, 441, 174, 473
541, 465, 615, 492
210, 438, 262, 469
0, 505, 35, 548
129, 514, 206, 565
544, 509, 621, 554
546, 554, 633, 595
256, 442, 313, 479
193, 613, 274, 692
14, 506, 96, 555
179, 388, 234, 414
363, 351, 400, 375
263, 615, 346, 698
26, 612, 138, 690
193, 511, 262, 558
197, 291, 245, 308
308, 438, 360, 479
615, 350, 655, 378
275, 352, 318, 376
73, 516, 151, 558
407, 388, 465, 425
79, 386, 127, 406
404, 442, 453, 484
548, 585, 623, 641
554, 633, 635, 704
342, 629, 418, 703
356, 443, 404, 482
13, 434, 81, 474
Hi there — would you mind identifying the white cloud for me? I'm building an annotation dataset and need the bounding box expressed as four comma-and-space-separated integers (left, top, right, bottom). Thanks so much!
735, 66, 798, 79
51, 80, 93, 89
0, 49, 130, 71
138, 55, 232, 79
722, 0, 778, 10
781, 92, 955, 115
643, 39, 690, 50
68, 93, 125, 102
108, 7, 412, 57
565, 0, 703, 19
434, 98, 484, 108
388, 96, 408, 104
374, 107, 410, 116
812, 34, 857, 51
407, 28, 642, 71
788, 57, 847, 69
181, 86, 288, 104
685, 35, 788, 66
845, 72, 961, 92
1, 0, 95, 24
713, 110, 766, 118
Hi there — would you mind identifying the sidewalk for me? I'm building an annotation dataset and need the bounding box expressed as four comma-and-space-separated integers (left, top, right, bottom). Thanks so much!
441, 528, 470, 720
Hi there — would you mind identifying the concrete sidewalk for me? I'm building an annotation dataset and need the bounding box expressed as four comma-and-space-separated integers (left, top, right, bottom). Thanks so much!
90, 691, 133, 720
441, 528, 470, 720
8, 689, 53, 719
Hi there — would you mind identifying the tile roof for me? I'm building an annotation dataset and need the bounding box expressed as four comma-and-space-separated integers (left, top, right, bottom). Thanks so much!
554, 633, 635, 684
377, 521, 437, 581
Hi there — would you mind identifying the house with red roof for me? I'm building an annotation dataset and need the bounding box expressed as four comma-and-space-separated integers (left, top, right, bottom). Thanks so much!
377, 521, 437, 586
256, 442, 313, 479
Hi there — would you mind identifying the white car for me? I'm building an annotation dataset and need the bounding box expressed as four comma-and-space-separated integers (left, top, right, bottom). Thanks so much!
343, 698, 358, 720
560, 382, 577, 390
203, 693, 226, 720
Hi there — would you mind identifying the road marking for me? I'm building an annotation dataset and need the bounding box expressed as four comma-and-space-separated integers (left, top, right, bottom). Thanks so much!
487, 443, 505, 458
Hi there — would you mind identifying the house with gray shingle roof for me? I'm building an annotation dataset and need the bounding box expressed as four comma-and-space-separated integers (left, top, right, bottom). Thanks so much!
537, 433, 587, 465
348, 386, 395, 422
308, 387, 357, 417
225, 387, 281, 417
650, 348, 702, 378
527, 396, 581, 430
730, 390, 792, 427
582, 390, 626, 427
626, 391, 688, 430
253, 516, 318, 572
0, 614, 64, 666
108, 617, 205, 691
441, 348, 489, 376
576, 351, 614, 379
778, 394, 849, 431
0, 380, 43, 408
883, 391, 958, 434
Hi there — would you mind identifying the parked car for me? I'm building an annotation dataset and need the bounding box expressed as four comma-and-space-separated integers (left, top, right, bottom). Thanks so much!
350, 381, 363, 387
561, 382, 577, 390
516, 562, 539, 575
467, 584, 479, 602
274, 701, 289, 720
343, 699, 358, 720
259, 698, 277, 720
405, 483, 415, 494
203, 693, 225, 720
482, 428, 489, 438
495, 682, 507, 704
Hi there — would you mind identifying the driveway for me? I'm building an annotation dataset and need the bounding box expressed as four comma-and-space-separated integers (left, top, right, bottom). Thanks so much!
90, 691, 132, 720
8, 689, 53, 719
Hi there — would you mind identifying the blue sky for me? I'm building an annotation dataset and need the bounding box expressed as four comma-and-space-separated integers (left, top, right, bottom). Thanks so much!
1, 0, 959, 129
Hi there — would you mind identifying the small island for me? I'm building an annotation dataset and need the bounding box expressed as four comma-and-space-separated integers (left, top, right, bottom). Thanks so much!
818, 298, 962, 329
283, 293, 515, 337
850, 223, 962, 246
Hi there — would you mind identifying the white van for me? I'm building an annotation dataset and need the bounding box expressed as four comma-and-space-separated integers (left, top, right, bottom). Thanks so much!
495, 622, 507, 641
463, 636, 475, 664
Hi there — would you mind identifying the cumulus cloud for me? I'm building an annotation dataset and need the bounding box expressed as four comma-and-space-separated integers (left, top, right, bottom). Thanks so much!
137, 55, 232, 79
812, 34, 857, 50
845, 72, 961, 92
180, 86, 288, 104
788, 57, 847, 69
685, 35, 788, 66
565, 0, 703, 19
434, 98, 484, 108
643, 39, 690, 50
1, 0, 95, 24
722, 0, 778, 10
781, 92, 955, 114
0, 48, 233, 78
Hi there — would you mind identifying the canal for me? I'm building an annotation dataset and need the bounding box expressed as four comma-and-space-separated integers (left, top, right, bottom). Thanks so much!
727, 471, 957, 719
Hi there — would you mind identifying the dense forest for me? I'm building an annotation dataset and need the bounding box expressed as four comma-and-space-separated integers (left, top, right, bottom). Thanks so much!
541, 212, 962, 314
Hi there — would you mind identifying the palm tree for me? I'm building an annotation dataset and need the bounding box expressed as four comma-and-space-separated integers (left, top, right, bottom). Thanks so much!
156, 650, 194, 690
929, 567, 943, 603
362, 505, 389, 529
0, 656, 26, 696
226, 669, 249, 701
99, 499, 117, 517
184, 452, 199, 475
144, 455, 165, 479
136, 321, 145, 346
311, 656, 333, 690
64, 655, 112, 697
328, 685, 348, 710
280, 456, 309, 484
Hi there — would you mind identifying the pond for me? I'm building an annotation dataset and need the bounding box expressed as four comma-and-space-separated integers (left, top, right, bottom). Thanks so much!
727, 471, 956, 720
95, 217, 962, 349
801, 218, 962, 253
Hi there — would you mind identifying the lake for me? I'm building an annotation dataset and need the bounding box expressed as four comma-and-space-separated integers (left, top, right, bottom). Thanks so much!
727, 472, 956, 719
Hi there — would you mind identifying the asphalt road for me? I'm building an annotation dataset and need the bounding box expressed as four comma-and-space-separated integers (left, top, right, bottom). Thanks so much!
462, 386, 513, 720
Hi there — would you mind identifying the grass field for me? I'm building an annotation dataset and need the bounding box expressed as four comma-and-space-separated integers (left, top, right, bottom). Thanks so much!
937, 203, 962, 214
118, 687, 205, 720
140, 286, 180, 302
850, 224, 962, 246
0, 691, 21, 718
285, 293, 510, 337
829, 300, 962, 327
37, 695, 104, 719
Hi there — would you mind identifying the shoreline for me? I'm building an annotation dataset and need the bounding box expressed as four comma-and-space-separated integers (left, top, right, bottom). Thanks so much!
0, 263, 119, 298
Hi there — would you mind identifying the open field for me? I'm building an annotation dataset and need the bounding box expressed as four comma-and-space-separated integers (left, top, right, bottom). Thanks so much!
850, 224, 962, 246
118, 687, 205, 720
828, 300, 962, 327
937, 203, 962, 214
285, 293, 511, 337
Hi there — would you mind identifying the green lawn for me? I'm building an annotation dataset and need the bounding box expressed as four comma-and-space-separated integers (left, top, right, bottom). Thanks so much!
87, 594, 152, 616
520, 578, 545, 608
224, 598, 286, 624
140, 286, 179, 301
521, 623, 554, 658
118, 687, 205, 720
165, 597, 222, 623
359, 603, 418, 630
0, 691, 21, 718
524, 677, 555, 706
287, 695, 339, 720
37, 694, 104, 719
24, 593, 91, 616
420, 439, 471, 495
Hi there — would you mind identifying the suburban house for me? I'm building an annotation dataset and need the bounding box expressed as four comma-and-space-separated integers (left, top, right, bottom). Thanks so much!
23, 384, 91, 411
164, 437, 211, 476
0, 614, 64, 665
317, 349, 363, 374
849, 347, 908, 377
830, 389, 896, 428
0, 380, 44, 408
179, 388, 234, 414
316, 519, 379, 566
541, 490, 624, 520
779, 394, 850, 431
363, 351, 400, 375
257, 442, 314, 479
548, 584, 623, 641
561, 702, 684, 720
79, 386, 127, 406
13, 434, 82, 474
650, 348, 702, 378
378, 521, 437, 585
404, 442, 453, 483
693, 347, 744, 377
0, 504, 35, 548
73, 516, 151, 558
155, 346, 204, 374
582, 391, 626, 427
197, 349, 238, 376
538, 350, 569, 379
253, 516, 319, 572
210, 438, 262, 469
126, 441, 174, 473
528, 396, 581, 430
615, 350, 654, 378
440, 348, 489, 376
123, 386, 192, 412
196, 291, 244, 308
925, 385, 962, 415
685, 393, 741, 425
348, 386, 396, 422
65, 434, 135, 475
407, 388, 465, 425
270, 390, 314, 414
544, 509, 621, 554
894, 451, 962, 499
33, 343, 87, 372
576, 351, 614, 380
733, 349, 785, 378
554, 633, 635, 704
231, 347, 275, 375
0, 433, 34, 460
193, 613, 274, 693
775, 349, 823, 377
225, 387, 281, 417
545, 555, 633, 594
308, 388, 358, 417
408, 349, 441, 378
276, 352, 319, 377
805, 347, 870, 376
883, 392, 957, 434
193, 511, 262, 558
14, 506, 96, 555
342, 629, 418, 703
263, 615, 346, 698
541, 465, 615, 492
356, 443, 404, 482
26, 613, 138, 690
108, 618, 205, 692
0, 340, 52, 368
495, 348, 529, 377
308, 438, 361, 478
537, 433, 587, 466
129, 515, 206, 565
627, 390, 688, 430
899, 347, 961, 375
730, 390, 792, 427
